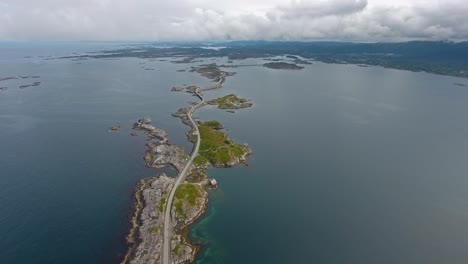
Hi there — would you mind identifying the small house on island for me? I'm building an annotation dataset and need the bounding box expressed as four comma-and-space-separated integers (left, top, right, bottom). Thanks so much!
209, 178, 218, 187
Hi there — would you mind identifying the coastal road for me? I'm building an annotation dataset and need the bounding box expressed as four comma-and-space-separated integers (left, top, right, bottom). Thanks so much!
162, 89, 204, 264
200, 73, 225, 91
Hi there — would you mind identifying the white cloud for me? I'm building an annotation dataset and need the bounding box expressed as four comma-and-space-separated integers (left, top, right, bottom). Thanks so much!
0, 0, 467, 41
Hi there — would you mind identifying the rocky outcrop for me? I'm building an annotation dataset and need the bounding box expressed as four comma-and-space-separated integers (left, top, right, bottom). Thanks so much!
171, 86, 184, 91
172, 183, 208, 228
123, 174, 174, 264
123, 118, 210, 264
170, 182, 209, 263
172, 108, 192, 127
145, 142, 187, 172
133, 118, 168, 142
214, 144, 252, 168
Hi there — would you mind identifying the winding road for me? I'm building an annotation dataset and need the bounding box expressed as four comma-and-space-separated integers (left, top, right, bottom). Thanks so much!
161, 89, 204, 264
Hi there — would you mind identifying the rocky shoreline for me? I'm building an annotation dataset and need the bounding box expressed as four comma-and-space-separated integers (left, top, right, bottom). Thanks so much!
122, 112, 251, 264
122, 118, 210, 264
122, 61, 252, 264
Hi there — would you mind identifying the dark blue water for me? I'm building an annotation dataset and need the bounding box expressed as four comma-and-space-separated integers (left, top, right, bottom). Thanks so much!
2, 44, 468, 264
192, 61, 468, 264
0, 43, 208, 263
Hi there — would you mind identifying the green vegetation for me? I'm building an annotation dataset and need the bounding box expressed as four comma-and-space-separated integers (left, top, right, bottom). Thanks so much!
76, 41, 468, 78
149, 226, 159, 234
157, 198, 166, 212
180, 151, 189, 160
197, 121, 250, 166
173, 244, 181, 255
193, 155, 209, 167
208, 94, 253, 109
175, 183, 201, 206
175, 201, 184, 215
186, 169, 208, 183
203, 120, 224, 129
174, 183, 203, 220
185, 85, 198, 93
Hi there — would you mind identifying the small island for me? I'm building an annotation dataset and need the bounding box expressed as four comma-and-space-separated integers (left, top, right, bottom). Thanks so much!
192, 121, 252, 168
19, 82, 41, 89
123, 116, 251, 264
207, 94, 253, 109
190, 63, 236, 83
123, 117, 211, 264
263, 62, 304, 70
171, 85, 199, 93
0, 77, 18, 81
121, 52, 250, 264
171, 57, 198, 64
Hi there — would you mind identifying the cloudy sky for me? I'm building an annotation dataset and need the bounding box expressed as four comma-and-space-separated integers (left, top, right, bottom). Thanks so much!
0, 0, 467, 42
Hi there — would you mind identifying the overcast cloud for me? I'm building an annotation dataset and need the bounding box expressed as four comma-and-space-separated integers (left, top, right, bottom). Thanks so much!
0, 0, 467, 41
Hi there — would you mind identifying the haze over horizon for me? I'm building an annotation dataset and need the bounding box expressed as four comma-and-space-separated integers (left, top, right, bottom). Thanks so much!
0, 0, 467, 42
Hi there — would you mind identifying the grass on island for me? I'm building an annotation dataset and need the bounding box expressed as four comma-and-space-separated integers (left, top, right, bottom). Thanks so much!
149, 226, 159, 234
186, 169, 208, 183
203, 120, 223, 129
193, 155, 210, 167
197, 121, 249, 166
174, 183, 202, 220
172, 244, 181, 255
175, 183, 201, 206
157, 198, 166, 212
208, 94, 252, 109
175, 201, 184, 215
180, 151, 190, 160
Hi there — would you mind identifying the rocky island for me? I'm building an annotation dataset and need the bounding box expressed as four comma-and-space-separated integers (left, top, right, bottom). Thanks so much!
123, 114, 251, 264
208, 94, 253, 109
190, 63, 235, 81
192, 121, 252, 168
263, 62, 304, 70
122, 55, 253, 264
19, 82, 41, 89
123, 117, 208, 264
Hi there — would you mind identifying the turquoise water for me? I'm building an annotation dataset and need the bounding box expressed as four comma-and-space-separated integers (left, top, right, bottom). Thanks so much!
2, 43, 468, 264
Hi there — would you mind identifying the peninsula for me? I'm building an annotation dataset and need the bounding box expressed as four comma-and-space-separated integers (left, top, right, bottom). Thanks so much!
122, 66, 252, 264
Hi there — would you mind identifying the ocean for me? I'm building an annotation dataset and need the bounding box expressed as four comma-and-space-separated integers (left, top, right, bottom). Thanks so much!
2, 43, 468, 264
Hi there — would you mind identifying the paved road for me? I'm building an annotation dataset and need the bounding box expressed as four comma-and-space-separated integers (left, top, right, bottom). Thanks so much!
162, 90, 204, 264
200, 73, 225, 91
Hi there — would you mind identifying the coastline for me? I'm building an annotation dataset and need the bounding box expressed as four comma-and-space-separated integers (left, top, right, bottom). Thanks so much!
121, 64, 252, 264
120, 177, 152, 264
